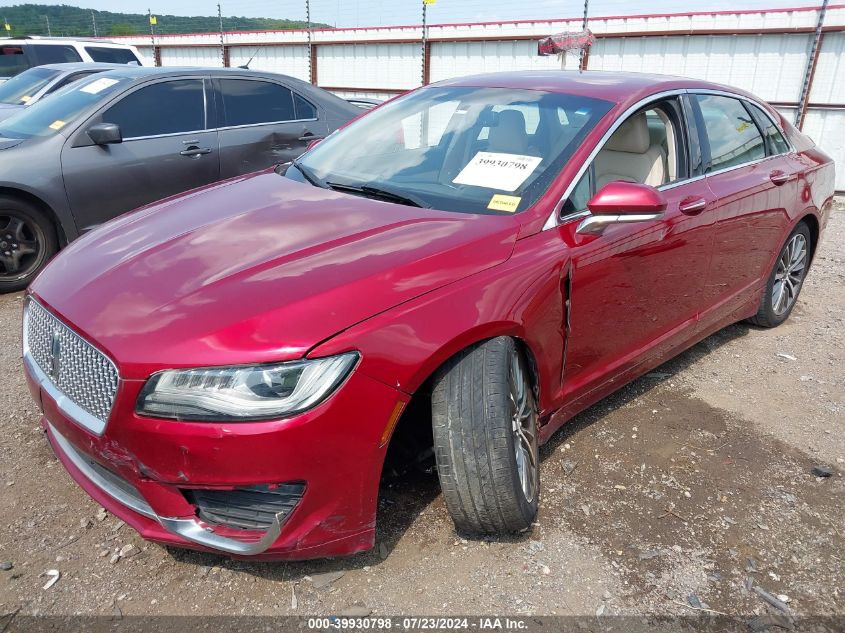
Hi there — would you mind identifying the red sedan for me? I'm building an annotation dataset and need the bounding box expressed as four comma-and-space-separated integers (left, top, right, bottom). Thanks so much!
23, 71, 835, 560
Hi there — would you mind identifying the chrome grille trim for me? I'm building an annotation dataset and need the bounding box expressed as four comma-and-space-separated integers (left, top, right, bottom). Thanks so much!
23, 297, 119, 436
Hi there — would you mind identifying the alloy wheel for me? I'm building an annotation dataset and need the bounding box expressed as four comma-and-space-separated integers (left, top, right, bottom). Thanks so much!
509, 352, 539, 503
772, 233, 808, 316
0, 213, 42, 280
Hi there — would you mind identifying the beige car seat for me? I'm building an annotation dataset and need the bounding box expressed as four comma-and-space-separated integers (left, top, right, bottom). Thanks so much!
487, 109, 530, 155
594, 112, 667, 188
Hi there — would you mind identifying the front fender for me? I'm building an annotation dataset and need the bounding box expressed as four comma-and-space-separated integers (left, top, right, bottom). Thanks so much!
310, 230, 571, 415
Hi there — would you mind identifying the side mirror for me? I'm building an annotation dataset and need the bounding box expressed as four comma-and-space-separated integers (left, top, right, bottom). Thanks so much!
87, 122, 122, 146
577, 181, 666, 235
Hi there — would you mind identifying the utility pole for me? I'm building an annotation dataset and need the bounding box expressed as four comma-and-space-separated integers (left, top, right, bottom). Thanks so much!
91, 11, 97, 37
795, 0, 829, 129
421, 0, 428, 86
306, 0, 313, 83
44, 15, 51, 37
148, 9, 156, 66
579, 0, 589, 70
217, 4, 225, 67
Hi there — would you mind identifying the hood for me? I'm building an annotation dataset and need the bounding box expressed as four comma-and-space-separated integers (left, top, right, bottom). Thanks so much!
32, 173, 518, 378
0, 134, 24, 149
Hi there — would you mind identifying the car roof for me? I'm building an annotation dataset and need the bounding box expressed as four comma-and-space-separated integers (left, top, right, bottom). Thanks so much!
433, 70, 755, 105
37, 62, 134, 73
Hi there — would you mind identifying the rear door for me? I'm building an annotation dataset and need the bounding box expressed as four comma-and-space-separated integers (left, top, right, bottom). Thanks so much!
214, 77, 328, 178
62, 76, 219, 230
691, 93, 798, 328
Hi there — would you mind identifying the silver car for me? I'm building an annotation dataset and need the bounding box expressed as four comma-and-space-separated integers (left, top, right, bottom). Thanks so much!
0, 62, 127, 122
0, 66, 360, 291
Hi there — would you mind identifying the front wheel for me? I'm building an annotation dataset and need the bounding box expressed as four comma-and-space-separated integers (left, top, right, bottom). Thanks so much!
748, 222, 811, 328
431, 337, 539, 535
0, 197, 57, 293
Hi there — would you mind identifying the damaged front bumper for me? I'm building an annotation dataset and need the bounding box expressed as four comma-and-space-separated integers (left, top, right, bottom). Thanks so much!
29, 364, 407, 561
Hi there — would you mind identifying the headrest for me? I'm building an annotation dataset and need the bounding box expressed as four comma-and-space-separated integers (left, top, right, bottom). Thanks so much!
496, 109, 527, 133
605, 112, 651, 154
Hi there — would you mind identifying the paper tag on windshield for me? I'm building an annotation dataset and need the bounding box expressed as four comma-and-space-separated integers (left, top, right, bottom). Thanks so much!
453, 152, 542, 192
487, 194, 521, 212
80, 77, 119, 95
49, 120, 66, 131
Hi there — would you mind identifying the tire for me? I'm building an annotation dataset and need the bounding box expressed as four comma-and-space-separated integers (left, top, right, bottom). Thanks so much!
0, 197, 57, 293
747, 222, 811, 328
431, 337, 539, 535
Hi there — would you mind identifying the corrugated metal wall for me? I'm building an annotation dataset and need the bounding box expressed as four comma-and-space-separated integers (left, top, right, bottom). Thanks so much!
111, 5, 845, 189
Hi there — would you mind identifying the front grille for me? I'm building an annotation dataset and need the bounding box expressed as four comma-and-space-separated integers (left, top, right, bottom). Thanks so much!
186, 483, 305, 530
24, 299, 119, 425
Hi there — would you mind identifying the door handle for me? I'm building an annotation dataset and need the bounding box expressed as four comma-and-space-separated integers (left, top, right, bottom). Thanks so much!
298, 134, 324, 142
180, 147, 212, 157
769, 170, 790, 185
678, 197, 707, 215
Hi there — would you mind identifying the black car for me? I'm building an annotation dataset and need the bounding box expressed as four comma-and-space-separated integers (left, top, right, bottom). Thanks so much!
0, 66, 360, 291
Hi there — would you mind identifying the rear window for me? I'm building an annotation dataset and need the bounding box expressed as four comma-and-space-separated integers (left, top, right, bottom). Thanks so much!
0, 46, 30, 78
84, 46, 140, 65
29, 44, 82, 65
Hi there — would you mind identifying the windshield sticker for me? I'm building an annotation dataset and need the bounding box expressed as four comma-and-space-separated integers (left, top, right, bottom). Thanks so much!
453, 152, 542, 192
487, 194, 522, 213
79, 77, 120, 95
19, 95, 31, 103
48, 120, 66, 131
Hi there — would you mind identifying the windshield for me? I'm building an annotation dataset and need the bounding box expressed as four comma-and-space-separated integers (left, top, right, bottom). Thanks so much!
294, 86, 613, 214
0, 73, 131, 140
0, 67, 60, 105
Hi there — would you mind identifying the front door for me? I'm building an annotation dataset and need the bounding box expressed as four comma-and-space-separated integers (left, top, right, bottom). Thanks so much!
560, 98, 716, 408
62, 77, 219, 231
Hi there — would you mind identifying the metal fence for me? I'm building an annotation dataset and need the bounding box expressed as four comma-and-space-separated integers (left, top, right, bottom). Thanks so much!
4, 2, 842, 188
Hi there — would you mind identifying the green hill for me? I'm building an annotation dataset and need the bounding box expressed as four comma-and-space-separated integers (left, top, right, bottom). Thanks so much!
0, 4, 329, 37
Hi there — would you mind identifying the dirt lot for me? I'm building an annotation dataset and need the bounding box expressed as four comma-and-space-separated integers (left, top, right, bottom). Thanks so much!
1, 203, 842, 622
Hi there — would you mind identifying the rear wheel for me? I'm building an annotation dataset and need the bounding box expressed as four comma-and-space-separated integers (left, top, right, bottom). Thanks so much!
0, 197, 57, 293
748, 222, 811, 328
431, 337, 539, 535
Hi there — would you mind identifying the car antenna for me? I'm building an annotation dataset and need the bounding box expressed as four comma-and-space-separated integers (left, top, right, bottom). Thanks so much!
237, 46, 262, 70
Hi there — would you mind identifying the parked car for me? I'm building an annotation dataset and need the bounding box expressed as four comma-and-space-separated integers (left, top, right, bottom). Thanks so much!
0, 62, 128, 122
23, 71, 834, 560
346, 97, 383, 109
0, 37, 146, 82
0, 66, 360, 291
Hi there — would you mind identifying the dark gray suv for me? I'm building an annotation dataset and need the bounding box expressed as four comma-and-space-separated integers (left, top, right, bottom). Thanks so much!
0, 66, 359, 290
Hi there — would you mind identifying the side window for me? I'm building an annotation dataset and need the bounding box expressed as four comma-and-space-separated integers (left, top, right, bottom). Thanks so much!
102, 79, 206, 139
592, 103, 684, 190
48, 71, 98, 94
84, 47, 140, 65
293, 93, 317, 120
0, 46, 31, 78
219, 79, 295, 127
30, 45, 82, 65
747, 102, 790, 156
562, 167, 593, 216
695, 95, 765, 172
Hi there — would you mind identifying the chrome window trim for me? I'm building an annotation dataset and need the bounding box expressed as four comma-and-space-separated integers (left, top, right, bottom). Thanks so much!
23, 297, 119, 436
121, 128, 214, 142
543, 88, 795, 231
216, 117, 319, 132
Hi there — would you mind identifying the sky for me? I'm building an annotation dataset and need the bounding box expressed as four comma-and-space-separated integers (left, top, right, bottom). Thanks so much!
0, 0, 823, 27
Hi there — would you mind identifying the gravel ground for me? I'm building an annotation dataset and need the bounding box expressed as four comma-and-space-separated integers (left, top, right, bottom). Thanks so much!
0, 202, 842, 620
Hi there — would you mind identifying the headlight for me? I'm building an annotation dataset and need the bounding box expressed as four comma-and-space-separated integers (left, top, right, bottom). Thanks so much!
136, 353, 358, 421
